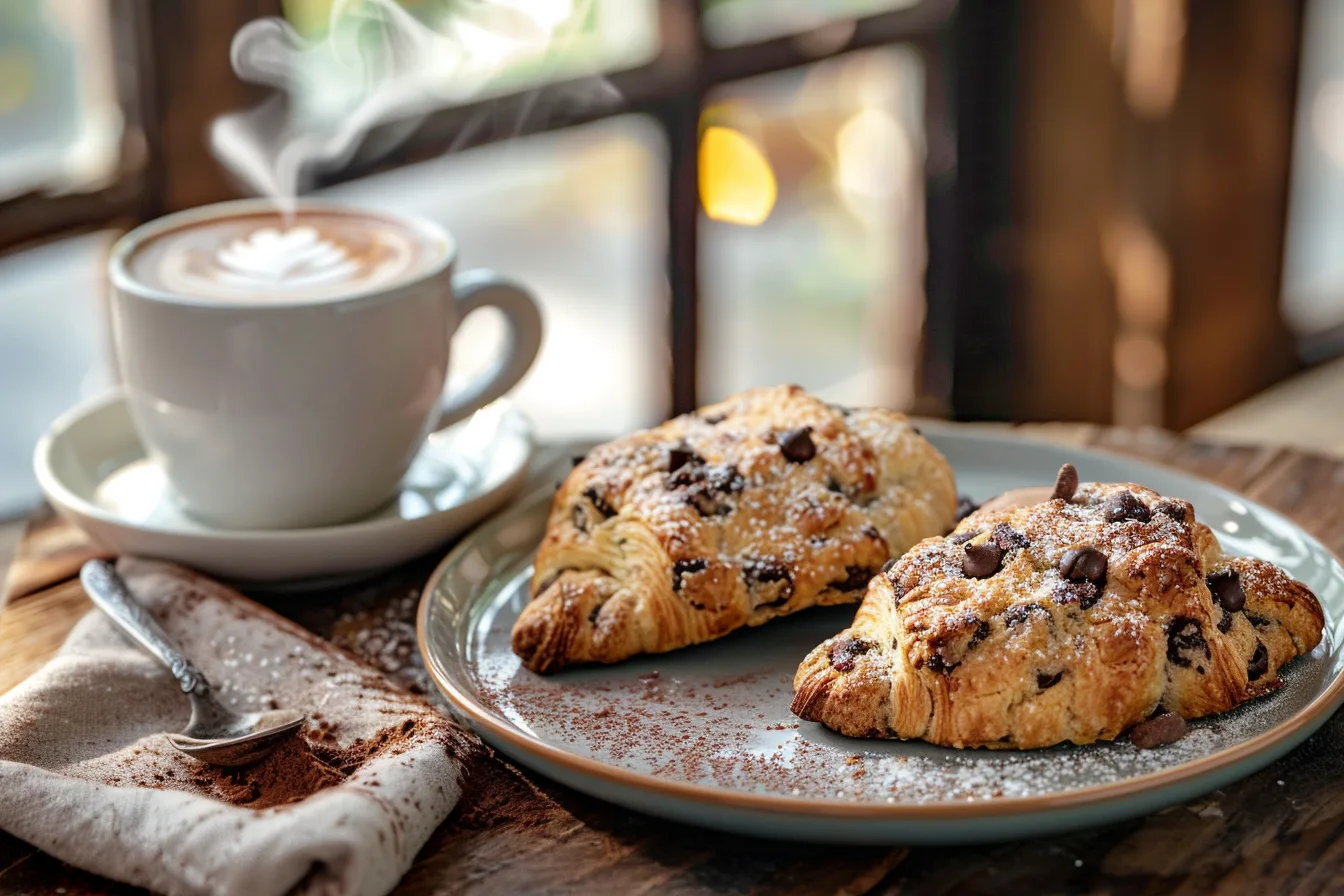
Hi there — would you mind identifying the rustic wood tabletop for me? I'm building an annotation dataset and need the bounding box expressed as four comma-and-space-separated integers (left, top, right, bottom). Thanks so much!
4, 424, 1344, 895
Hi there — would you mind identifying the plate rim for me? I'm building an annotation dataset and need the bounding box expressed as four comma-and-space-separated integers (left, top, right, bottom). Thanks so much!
418, 423, 1344, 821
33, 387, 534, 543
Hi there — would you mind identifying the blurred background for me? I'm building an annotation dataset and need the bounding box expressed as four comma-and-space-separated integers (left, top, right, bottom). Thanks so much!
0, 0, 1342, 516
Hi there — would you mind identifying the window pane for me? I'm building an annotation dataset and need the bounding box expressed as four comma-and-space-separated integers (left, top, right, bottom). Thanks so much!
0, 0, 123, 200
1282, 0, 1344, 346
283, 0, 660, 127
0, 115, 665, 514
700, 47, 926, 410
702, 0, 923, 48
325, 114, 669, 437
0, 232, 115, 515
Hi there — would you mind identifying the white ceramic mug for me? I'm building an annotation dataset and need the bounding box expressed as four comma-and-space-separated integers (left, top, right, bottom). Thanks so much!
107, 199, 543, 530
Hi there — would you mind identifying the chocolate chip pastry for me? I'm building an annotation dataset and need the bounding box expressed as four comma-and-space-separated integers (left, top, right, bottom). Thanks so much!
791, 465, 1325, 749
511, 385, 957, 673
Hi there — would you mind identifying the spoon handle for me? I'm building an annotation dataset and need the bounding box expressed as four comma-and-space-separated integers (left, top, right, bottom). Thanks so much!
80, 559, 212, 698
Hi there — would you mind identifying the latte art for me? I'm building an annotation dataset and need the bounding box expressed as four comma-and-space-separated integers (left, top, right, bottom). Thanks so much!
215, 226, 361, 291
124, 208, 441, 303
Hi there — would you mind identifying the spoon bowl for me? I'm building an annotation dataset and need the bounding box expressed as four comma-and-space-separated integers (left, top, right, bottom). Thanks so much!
80, 559, 307, 767
169, 708, 307, 766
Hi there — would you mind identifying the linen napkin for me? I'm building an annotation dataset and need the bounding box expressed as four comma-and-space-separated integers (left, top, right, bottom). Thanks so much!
0, 556, 479, 896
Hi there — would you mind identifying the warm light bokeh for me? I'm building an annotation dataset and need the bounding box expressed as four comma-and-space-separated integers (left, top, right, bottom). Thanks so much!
698, 125, 777, 226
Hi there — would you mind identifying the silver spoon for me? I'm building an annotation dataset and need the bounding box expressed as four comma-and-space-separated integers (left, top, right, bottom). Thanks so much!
80, 559, 306, 767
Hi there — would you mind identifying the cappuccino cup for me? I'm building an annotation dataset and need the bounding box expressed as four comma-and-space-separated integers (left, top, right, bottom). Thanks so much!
107, 199, 543, 530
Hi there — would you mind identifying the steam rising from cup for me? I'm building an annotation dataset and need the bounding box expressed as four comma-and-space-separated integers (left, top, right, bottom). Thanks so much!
211, 0, 621, 216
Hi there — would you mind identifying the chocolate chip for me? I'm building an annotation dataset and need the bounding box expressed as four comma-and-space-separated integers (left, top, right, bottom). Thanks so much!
992, 523, 1030, 551
950, 529, 979, 545
587, 604, 603, 625
743, 561, 795, 608
1247, 612, 1272, 629
666, 449, 694, 475
535, 568, 568, 592
778, 426, 817, 463
1004, 603, 1049, 626
1036, 671, 1063, 691
744, 560, 791, 584
963, 541, 1004, 579
582, 486, 617, 519
861, 524, 883, 541
1059, 545, 1107, 587
918, 612, 990, 675
1051, 463, 1079, 501
1207, 569, 1246, 613
685, 491, 729, 517
828, 637, 871, 672
712, 465, 746, 493
667, 443, 703, 473
573, 485, 618, 531
828, 565, 877, 593
955, 495, 980, 521
881, 557, 898, 575
667, 461, 703, 490
924, 652, 959, 674
1247, 641, 1269, 681
672, 559, 707, 591
571, 455, 586, 467
1217, 610, 1234, 633
1166, 616, 1209, 667
1104, 491, 1151, 523
669, 462, 744, 516
702, 412, 727, 425
1155, 500, 1189, 522
1054, 580, 1101, 609
1129, 711, 1188, 748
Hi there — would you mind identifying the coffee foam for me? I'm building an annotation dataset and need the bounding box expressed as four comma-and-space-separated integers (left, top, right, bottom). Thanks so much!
125, 209, 441, 302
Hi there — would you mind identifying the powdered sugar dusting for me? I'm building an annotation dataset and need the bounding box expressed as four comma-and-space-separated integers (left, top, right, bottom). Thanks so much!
467, 587, 1335, 805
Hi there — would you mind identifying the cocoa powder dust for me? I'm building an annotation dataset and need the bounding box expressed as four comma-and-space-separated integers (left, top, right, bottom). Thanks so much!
176, 717, 443, 810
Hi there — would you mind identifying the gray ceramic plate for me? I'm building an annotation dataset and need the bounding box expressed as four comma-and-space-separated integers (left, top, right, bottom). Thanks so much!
418, 426, 1344, 844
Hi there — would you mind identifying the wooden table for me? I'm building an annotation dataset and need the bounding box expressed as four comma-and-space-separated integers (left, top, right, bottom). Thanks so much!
5, 425, 1344, 894
1190, 355, 1344, 461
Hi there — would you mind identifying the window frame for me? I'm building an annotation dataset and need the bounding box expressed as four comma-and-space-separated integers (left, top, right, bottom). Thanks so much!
0, 0, 153, 249
1, 0, 960, 419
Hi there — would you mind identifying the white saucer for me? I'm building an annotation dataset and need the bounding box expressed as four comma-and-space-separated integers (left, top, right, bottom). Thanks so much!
34, 390, 533, 585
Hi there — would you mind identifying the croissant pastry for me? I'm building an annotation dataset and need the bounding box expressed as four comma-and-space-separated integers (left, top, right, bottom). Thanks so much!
511, 385, 957, 673
791, 465, 1324, 749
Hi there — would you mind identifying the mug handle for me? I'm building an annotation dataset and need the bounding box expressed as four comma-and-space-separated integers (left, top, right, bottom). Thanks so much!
435, 268, 544, 431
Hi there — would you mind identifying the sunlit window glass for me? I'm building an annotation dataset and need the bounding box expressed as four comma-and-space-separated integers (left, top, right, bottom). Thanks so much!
0, 0, 123, 201
700, 47, 926, 411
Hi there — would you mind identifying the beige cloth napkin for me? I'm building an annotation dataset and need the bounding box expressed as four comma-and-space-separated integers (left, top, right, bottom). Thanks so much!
0, 557, 479, 896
